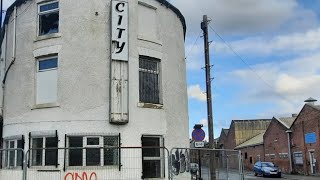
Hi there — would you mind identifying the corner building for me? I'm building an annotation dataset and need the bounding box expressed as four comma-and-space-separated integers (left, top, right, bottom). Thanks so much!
0, 0, 188, 179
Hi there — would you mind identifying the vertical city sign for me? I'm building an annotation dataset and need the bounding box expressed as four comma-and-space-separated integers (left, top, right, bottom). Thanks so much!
111, 0, 128, 61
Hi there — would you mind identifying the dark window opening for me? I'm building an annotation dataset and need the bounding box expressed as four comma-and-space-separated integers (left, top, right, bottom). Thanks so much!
250, 157, 253, 164
245, 152, 248, 159
45, 137, 58, 166
69, 137, 83, 166
142, 136, 162, 178
39, 2, 59, 36
139, 56, 160, 104
104, 136, 119, 166
31, 138, 43, 166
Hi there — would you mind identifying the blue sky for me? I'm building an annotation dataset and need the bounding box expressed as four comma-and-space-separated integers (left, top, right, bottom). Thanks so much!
3, 0, 320, 139
171, 0, 320, 139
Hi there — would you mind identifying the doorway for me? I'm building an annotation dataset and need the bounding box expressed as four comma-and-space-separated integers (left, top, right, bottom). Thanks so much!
309, 151, 316, 174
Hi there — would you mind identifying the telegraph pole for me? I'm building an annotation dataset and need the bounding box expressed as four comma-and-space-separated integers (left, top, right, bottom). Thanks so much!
201, 15, 216, 180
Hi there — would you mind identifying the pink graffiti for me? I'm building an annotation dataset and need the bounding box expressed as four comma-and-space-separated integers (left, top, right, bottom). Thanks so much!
64, 172, 97, 180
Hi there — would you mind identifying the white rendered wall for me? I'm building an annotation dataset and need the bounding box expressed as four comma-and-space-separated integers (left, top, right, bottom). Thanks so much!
1, 0, 188, 172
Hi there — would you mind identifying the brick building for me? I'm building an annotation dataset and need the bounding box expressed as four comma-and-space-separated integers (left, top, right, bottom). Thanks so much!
291, 99, 320, 176
264, 116, 296, 173
223, 119, 271, 150
235, 133, 265, 170
218, 128, 229, 149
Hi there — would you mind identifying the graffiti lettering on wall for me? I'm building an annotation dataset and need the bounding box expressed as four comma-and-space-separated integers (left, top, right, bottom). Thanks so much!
64, 172, 97, 180
171, 149, 190, 175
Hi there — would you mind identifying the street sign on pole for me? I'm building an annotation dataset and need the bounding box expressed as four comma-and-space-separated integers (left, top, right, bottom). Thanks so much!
192, 128, 205, 142
195, 141, 205, 148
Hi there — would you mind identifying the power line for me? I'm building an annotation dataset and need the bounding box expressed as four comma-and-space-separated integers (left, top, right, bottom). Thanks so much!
208, 24, 296, 105
185, 30, 202, 61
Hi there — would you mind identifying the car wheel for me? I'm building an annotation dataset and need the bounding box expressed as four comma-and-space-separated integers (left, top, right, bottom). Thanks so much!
254, 172, 257, 176
262, 172, 266, 177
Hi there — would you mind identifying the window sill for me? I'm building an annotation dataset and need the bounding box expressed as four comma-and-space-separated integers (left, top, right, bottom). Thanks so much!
137, 102, 163, 109
32, 103, 60, 110
34, 33, 61, 42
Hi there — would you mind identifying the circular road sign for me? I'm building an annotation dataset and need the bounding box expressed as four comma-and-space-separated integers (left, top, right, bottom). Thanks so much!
192, 129, 205, 142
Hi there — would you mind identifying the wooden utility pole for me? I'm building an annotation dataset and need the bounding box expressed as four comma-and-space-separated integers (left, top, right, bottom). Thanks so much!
201, 15, 216, 180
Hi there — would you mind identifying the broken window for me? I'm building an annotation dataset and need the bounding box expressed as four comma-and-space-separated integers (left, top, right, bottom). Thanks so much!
139, 56, 160, 104
38, 1, 59, 36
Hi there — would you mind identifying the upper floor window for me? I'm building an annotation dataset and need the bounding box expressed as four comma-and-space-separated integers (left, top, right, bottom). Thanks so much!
139, 56, 160, 104
38, 1, 59, 36
36, 56, 58, 105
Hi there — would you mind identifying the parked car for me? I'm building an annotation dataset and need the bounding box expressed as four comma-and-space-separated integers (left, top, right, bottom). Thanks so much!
253, 161, 281, 178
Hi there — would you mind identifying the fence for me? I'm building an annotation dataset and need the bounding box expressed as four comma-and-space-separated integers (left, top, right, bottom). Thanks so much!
0, 148, 24, 180
0, 147, 243, 180
169, 148, 244, 180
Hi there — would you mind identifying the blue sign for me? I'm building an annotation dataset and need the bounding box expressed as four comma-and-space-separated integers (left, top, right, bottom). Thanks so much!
192, 129, 205, 142
305, 132, 317, 144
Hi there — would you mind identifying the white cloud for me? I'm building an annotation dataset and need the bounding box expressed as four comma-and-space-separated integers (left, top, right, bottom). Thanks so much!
199, 118, 208, 127
214, 27, 320, 55
188, 84, 207, 101
226, 53, 320, 115
172, 0, 316, 35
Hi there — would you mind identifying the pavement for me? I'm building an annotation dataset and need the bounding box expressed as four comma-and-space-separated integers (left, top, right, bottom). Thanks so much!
244, 171, 320, 180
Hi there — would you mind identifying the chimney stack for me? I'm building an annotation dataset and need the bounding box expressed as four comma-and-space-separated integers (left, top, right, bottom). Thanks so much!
304, 97, 317, 105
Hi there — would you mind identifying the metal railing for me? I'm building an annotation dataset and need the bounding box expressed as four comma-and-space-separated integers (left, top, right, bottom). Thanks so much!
0, 147, 243, 180
169, 148, 244, 180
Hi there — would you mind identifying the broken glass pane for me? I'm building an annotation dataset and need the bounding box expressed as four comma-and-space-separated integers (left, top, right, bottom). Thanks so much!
39, 12, 59, 36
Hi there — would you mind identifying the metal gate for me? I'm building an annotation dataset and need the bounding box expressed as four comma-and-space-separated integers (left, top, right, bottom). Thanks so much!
169, 148, 244, 180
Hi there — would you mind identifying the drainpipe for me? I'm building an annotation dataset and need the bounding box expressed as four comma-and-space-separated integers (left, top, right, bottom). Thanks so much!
2, 6, 17, 86
286, 130, 293, 173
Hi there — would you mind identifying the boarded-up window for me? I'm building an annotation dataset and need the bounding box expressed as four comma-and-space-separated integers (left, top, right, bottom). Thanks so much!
38, 1, 59, 36
36, 56, 58, 104
139, 56, 160, 104
138, 3, 157, 40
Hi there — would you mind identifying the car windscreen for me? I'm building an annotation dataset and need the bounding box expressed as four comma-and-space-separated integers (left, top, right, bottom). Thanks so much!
262, 162, 275, 167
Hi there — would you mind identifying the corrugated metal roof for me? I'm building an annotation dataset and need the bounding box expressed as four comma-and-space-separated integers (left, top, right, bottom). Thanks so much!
277, 116, 296, 129
235, 132, 265, 149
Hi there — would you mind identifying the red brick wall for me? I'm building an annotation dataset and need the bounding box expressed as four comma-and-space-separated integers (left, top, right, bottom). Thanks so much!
264, 118, 291, 173
238, 144, 265, 170
291, 104, 320, 175
224, 124, 236, 150
218, 130, 228, 149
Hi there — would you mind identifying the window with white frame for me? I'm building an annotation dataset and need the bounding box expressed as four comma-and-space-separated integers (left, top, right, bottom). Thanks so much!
4, 139, 24, 168
38, 1, 59, 36
139, 56, 161, 104
68, 136, 119, 166
31, 137, 58, 166
279, 153, 289, 159
294, 152, 303, 165
269, 154, 276, 160
36, 56, 58, 105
